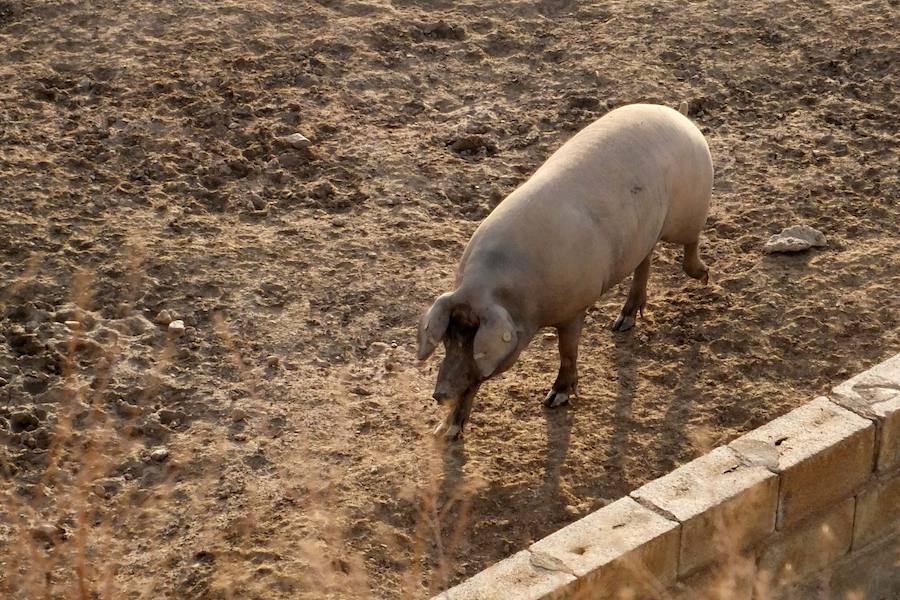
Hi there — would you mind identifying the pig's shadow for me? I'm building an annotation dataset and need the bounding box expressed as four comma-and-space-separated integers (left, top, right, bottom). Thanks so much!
540, 401, 573, 503
440, 439, 468, 492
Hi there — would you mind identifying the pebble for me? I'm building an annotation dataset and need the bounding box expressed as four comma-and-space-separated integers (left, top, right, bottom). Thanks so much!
110, 314, 155, 336
368, 342, 389, 355
168, 320, 186, 336
150, 447, 170, 462
266, 355, 280, 368
366, 251, 377, 259
231, 408, 248, 422
763, 224, 827, 254
10, 411, 39, 432
281, 132, 311, 149
731, 439, 779, 470
249, 193, 267, 210
31, 522, 64, 543
155, 310, 174, 325
64, 320, 81, 331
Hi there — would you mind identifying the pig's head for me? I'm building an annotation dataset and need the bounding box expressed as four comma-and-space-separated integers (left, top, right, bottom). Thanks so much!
416, 292, 519, 404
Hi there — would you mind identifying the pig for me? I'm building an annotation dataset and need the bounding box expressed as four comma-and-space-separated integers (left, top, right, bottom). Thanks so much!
417, 103, 713, 440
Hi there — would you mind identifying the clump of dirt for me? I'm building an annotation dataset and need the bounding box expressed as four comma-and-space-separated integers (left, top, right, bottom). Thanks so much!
1, 0, 898, 598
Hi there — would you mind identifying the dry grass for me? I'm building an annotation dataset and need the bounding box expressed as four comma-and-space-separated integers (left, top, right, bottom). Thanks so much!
0, 260, 489, 599
0, 264, 886, 600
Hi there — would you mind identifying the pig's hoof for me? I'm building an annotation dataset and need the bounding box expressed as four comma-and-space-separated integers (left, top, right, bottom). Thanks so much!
544, 390, 569, 408
611, 314, 636, 332
433, 422, 462, 441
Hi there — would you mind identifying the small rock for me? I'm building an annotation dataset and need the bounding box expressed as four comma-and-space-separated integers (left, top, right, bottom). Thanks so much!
280, 132, 311, 149
168, 320, 186, 337
350, 386, 372, 396
115, 399, 143, 418
369, 342, 389, 356
31, 522, 65, 544
310, 181, 335, 200
155, 310, 174, 325
266, 355, 280, 368
529, 551, 570, 573
54, 307, 97, 330
264, 157, 280, 173
366, 251, 377, 259
110, 314, 155, 336
10, 411, 40, 433
731, 439, 779, 470
150, 447, 170, 462
249, 193, 267, 211
64, 320, 81, 331
231, 408, 248, 422
157, 409, 183, 426
543, 332, 557, 342
763, 224, 827, 254
449, 134, 498, 155
93, 478, 122, 499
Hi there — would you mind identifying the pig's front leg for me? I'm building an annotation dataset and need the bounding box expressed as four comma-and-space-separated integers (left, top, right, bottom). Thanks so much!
433, 384, 480, 441
544, 311, 585, 408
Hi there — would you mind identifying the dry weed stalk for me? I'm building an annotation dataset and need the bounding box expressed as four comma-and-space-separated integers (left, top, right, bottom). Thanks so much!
0, 257, 830, 600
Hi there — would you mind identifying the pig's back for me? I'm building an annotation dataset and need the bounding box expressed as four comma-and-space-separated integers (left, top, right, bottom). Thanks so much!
457, 104, 712, 324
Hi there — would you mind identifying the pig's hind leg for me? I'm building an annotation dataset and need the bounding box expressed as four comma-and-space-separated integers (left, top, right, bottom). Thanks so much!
612, 249, 653, 332
682, 241, 709, 284
544, 311, 585, 408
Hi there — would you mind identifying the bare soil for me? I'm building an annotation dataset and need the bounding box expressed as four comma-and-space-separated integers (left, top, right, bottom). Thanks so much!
1, 0, 898, 598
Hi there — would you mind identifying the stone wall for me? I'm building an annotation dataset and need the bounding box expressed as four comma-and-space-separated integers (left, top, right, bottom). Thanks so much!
433, 353, 900, 600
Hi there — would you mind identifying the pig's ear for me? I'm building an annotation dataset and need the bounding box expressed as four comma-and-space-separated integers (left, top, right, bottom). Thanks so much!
417, 293, 453, 360
473, 304, 517, 378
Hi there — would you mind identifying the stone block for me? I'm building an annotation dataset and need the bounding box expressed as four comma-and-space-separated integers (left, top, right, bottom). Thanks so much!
852, 472, 900, 550
433, 550, 575, 600
670, 559, 756, 600
758, 497, 854, 590
832, 352, 900, 472
529, 497, 679, 599
630, 446, 777, 576
770, 529, 900, 600
729, 397, 874, 528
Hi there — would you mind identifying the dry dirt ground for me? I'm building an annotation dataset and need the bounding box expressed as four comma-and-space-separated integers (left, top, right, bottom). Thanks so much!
1, 0, 898, 598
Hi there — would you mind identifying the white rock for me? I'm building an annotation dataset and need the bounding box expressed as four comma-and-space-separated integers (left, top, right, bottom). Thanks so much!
168, 320, 186, 336
281, 133, 311, 149
763, 224, 827, 254
150, 447, 170, 462
155, 309, 173, 325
